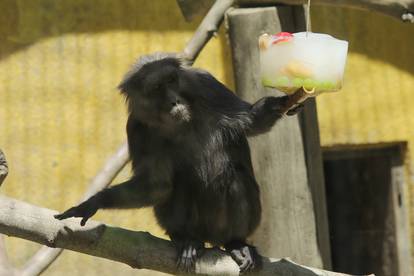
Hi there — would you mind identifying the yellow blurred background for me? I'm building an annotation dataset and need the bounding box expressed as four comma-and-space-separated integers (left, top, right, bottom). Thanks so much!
0, 0, 413, 275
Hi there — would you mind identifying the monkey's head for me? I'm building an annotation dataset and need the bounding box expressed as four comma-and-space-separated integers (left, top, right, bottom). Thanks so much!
118, 53, 192, 129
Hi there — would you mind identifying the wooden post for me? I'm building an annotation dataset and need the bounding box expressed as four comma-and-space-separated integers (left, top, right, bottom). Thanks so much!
389, 145, 412, 276
226, 6, 331, 268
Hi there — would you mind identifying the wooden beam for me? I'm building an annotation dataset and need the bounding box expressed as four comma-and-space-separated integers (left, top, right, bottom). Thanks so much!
299, 98, 332, 270
20, 143, 130, 276
389, 146, 412, 276
0, 195, 374, 276
182, 0, 235, 64
0, 151, 15, 276
227, 6, 330, 269
176, 0, 215, 21
0, 150, 7, 187
176, 0, 414, 22
236, 0, 414, 22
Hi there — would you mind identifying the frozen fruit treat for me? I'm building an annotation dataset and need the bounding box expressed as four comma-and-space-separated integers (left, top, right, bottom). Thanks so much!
259, 32, 348, 95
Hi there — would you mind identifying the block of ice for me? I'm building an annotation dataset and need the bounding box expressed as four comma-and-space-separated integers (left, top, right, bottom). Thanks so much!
259, 32, 348, 95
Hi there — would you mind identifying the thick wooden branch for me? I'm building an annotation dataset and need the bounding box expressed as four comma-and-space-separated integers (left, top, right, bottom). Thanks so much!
0, 195, 374, 276
0, 150, 15, 276
0, 150, 8, 187
0, 234, 16, 276
20, 143, 129, 276
236, 0, 414, 22
177, 0, 414, 23
182, 0, 235, 64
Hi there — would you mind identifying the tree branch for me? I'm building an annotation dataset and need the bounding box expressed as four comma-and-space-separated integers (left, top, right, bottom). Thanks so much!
0, 150, 15, 276
20, 142, 129, 276
236, 0, 414, 23
0, 150, 8, 187
0, 195, 374, 276
182, 0, 235, 64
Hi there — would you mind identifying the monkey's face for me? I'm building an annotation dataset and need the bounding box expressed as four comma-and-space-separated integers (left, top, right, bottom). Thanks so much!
121, 60, 191, 129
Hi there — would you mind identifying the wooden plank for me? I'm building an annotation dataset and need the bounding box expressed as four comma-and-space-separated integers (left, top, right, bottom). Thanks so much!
0, 150, 7, 187
299, 98, 332, 269
323, 142, 408, 160
390, 146, 413, 276
175, 0, 414, 23
226, 6, 327, 268
235, 0, 414, 22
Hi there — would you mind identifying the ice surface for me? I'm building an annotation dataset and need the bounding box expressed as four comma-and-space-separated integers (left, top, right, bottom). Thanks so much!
259, 32, 348, 94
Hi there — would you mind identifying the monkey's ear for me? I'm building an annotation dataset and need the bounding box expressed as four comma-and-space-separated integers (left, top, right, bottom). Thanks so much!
117, 79, 130, 94
118, 71, 141, 95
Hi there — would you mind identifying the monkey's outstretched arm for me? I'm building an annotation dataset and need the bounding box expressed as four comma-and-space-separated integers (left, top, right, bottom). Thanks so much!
245, 96, 301, 136
54, 176, 172, 226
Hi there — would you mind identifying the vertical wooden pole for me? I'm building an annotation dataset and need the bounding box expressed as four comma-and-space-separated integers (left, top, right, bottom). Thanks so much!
226, 6, 331, 268
391, 146, 413, 276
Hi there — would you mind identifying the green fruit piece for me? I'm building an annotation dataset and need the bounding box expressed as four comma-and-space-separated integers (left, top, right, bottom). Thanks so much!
320, 81, 336, 90
303, 78, 318, 90
275, 76, 290, 87
262, 77, 275, 87
292, 78, 303, 87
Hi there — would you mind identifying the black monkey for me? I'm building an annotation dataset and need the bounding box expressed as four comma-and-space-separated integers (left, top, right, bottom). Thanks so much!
55, 53, 300, 273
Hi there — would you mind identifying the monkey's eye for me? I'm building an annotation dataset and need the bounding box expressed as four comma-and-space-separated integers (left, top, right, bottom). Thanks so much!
166, 75, 176, 84
154, 83, 162, 90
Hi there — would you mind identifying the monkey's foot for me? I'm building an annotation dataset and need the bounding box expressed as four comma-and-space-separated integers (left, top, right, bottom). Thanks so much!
175, 240, 204, 273
225, 241, 261, 273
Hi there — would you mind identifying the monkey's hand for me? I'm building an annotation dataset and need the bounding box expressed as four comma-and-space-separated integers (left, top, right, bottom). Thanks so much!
252, 96, 303, 118
285, 102, 304, 116
247, 96, 303, 136
54, 196, 100, 226
268, 95, 303, 116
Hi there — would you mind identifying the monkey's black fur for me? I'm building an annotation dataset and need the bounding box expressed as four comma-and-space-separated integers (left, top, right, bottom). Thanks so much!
55, 53, 300, 273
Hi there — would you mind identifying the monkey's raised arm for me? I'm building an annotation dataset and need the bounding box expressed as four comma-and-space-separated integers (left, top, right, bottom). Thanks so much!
192, 70, 298, 137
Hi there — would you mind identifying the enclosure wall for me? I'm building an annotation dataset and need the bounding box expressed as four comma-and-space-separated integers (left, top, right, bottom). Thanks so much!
0, 0, 414, 275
